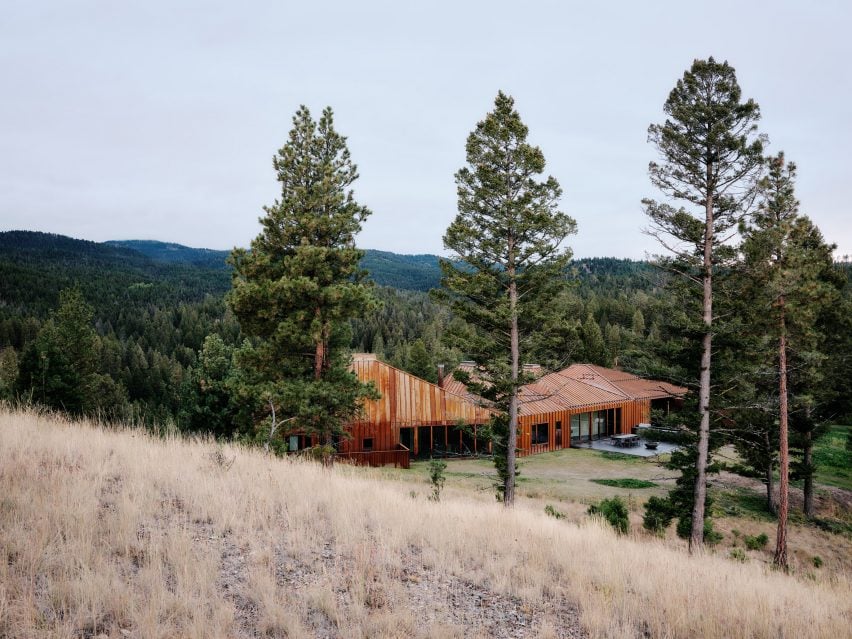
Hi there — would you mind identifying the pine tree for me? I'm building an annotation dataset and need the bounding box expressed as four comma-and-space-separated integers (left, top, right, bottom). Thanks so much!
16, 288, 99, 414
643, 58, 765, 552
740, 153, 839, 568
182, 334, 238, 438
631, 309, 645, 336
436, 92, 576, 506
407, 338, 436, 382
581, 313, 608, 366
228, 106, 378, 455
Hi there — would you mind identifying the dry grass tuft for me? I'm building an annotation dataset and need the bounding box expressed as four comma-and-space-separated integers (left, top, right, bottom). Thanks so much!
1, 409, 849, 638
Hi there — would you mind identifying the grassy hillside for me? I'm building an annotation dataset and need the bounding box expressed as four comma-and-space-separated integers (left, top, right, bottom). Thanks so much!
1, 410, 849, 638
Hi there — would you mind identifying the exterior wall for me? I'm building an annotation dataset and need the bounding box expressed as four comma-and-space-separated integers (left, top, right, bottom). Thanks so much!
344, 357, 492, 455
517, 398, 652, 456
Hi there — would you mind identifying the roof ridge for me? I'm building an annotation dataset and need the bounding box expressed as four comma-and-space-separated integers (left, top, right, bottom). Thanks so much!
573, 364, 633, 399
353, 355, 489, 406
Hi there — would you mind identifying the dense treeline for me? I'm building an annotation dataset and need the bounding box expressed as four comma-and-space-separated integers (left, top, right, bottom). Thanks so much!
0, 232, 670, 426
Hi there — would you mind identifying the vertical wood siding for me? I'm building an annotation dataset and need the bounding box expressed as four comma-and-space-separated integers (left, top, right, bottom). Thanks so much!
344, 357, 492, 454
516, 398, 654, 456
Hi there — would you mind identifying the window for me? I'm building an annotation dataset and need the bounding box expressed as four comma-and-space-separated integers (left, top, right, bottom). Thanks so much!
363, 438, 374, 451
289, 435, 299, 452
571, 414, 580, 440
531, 423, 549, 445
593, 410, 607, 438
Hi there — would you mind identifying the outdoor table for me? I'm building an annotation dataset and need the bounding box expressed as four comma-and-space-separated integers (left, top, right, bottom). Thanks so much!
611, 434, 640, 448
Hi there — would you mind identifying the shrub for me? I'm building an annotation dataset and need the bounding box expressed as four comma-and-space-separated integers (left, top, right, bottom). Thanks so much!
545, 504, 566, 520
813, 555, 823, 568
744, 533, 769, 550
643, 495, 675, 535
427, 459, 447, 502
675, 516, 723, 544
591, 478, 657, 489
729, 548, 747, 562
588, 496, 629, 535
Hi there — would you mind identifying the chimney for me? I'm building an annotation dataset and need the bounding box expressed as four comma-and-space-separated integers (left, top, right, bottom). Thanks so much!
437, 364, 445, 388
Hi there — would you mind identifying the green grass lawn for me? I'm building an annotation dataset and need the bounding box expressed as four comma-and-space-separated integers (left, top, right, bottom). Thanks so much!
812, 425, 852, 491
376, 447, 676, 504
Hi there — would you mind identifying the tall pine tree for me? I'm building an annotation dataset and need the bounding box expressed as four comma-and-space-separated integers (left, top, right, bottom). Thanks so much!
740, 153, 839, 567
228, 106, 378, 455
643, 58, 765, 551
437, 92, 576, 506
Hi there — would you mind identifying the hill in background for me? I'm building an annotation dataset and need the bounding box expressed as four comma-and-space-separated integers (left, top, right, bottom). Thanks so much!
1, 232, 659, 314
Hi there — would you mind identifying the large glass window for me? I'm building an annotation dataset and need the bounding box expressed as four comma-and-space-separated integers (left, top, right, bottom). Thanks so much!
531, 423, 549, 445
571, 414, 580, 440
579, 412, 590, 441
593, 410, 607, 438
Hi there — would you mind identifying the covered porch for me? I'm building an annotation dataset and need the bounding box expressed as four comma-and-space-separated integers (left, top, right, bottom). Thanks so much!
571, 438, 680, 457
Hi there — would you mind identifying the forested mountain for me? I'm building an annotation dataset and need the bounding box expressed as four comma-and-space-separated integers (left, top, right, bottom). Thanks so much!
0, 232, 231, 318
105, 237, 659, 294
105, 239, 231, 269
0, 230, 736, 427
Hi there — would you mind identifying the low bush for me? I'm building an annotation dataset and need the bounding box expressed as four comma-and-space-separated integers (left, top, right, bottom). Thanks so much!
744, 533, 769, 550
643, 495, 675, 535
545, 504, 566, 520
729, 548, 747, 562
427, 459, 447, 502
591, 478, 657, 489
588, 496, 629, 534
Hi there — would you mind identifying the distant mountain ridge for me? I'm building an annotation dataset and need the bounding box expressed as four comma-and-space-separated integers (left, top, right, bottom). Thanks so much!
1, 232, 659, 309
104, 239, 230, 268
106, 238, 447, 291
104, 238, 657, 292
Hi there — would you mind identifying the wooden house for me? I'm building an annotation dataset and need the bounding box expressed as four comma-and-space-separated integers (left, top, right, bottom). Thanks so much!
447, 362, 685, 456
333, 355, 683, 467
336, 354, 494, 467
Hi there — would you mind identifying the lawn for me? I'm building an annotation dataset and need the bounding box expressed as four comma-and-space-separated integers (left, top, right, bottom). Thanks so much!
377, 446, 677, 505
813, 425, 852, 491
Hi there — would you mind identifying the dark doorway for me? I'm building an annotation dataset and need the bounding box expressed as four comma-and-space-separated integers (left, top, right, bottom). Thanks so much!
416, 426, 431, 459
399, 427, 414, 451
432, 426, 448, 454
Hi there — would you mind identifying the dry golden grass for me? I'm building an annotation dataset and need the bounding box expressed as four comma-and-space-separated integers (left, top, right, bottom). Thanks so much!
1, 409, 850, 638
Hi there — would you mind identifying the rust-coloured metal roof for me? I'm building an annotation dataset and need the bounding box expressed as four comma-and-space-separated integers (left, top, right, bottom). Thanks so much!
443, 362, 491, 405
446, 361, 686, 417
576, 364, 687, 400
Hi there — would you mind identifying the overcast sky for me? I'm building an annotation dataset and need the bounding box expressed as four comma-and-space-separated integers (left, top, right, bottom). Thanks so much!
1, 1, 849, 258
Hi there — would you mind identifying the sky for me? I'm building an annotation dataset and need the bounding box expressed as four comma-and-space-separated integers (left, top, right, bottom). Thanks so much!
1, 1, 850, 259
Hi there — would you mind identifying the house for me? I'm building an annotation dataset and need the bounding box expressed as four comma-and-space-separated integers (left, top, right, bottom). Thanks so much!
445, 362, 686, 456
338, 354, 494, 467
337, 354, 684, 467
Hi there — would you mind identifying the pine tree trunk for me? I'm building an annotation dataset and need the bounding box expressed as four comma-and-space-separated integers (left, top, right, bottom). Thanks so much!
505, 252, 519, 507
314, 309, 332, 465
803, 430, 815, 518
314, 308, 325, 382
690, 181, 714, 553
774, 302, 789, 569
764, 430, 777, 515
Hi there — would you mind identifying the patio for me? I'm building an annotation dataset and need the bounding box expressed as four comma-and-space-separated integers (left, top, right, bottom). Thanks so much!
571, 438, 680, 457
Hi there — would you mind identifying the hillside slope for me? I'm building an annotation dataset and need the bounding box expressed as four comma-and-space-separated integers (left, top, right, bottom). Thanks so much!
1, 410, 849, 638
105, 238, 659, 293
0, 231, 230, 315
